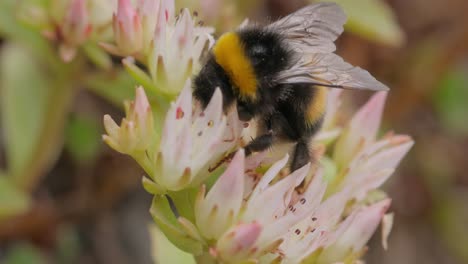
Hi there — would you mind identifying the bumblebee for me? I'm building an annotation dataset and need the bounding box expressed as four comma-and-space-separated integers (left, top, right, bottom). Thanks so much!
193, 3, 388, 171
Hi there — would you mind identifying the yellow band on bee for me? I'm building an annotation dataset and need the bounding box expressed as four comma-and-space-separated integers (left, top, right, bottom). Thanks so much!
213, 32, 257, 100
306, 86, 328, 124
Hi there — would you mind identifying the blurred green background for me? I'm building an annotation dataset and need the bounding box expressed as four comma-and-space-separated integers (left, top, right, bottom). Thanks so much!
1, 0, 468, 263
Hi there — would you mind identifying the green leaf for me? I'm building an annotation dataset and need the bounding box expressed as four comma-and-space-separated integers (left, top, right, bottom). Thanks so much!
0, 42, 75, 191
0, 176, 30, 220
433, 192, 468, 262
150, 224, 196, 264
318, 0, 404, 46
3, 242, 47, 264
55, 226, 81, 264
433, 69, 468, 135
150, 195, 203, 255
64, 115, 102, 163
0, 43, 49, 177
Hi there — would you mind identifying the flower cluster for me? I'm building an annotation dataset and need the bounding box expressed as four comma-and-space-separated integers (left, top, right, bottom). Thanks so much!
18, 0, 116, 62
101, 0, 413, 263
104, 81, 412, 263
101, 0, 214, 96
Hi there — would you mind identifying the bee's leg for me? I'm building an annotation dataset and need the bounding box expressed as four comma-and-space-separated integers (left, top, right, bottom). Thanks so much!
244, 131, 274, 156
291, 138, 312, 172
243, 113, 295, 156
219, 132, 274, 167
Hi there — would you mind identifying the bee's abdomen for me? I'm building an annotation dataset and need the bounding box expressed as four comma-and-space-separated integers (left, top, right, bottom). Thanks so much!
274, 83, 326, 141
305, 85, 327, 127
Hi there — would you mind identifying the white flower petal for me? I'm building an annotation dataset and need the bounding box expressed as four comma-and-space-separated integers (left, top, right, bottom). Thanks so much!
318, 199, 391, 263
247, 165, 311, 251
195, 150, 245, 240
249, 154, 289, 200
334, 92, 387, 167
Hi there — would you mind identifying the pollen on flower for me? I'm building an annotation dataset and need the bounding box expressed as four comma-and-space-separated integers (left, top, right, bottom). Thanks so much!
176, 107, 184, 119
249, 247, 258, 255
178, 35, 187, 47
208, 120, 214, 127
295, 229, 301, 235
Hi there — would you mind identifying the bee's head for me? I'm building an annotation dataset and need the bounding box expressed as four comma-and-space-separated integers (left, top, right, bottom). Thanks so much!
193, 56, 236, 111
209, 29, 289, 109
238, 28, 290, 83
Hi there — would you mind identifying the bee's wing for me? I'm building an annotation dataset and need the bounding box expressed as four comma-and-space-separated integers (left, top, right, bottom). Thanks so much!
266, 2, 347, 53
275, 53, 389, 91
268, 2, 388, 91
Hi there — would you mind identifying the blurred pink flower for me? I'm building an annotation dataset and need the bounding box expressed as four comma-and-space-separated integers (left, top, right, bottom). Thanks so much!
137, 0, 162, 53
101, 0, 169, 57
58, 0, 92, 61
111, 0, 144, 55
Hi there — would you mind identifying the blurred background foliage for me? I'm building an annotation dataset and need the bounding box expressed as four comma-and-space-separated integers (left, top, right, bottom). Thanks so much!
0, 0, 467, 263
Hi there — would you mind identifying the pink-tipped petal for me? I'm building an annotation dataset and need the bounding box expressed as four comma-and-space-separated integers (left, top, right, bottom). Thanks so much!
250, 154, 289, 200
113, 0, 143, 54
195, 150, 245, 240
297, 168, 328, 214
190, 88, 230, 180
137, 0, 160, 52
344, 138, 414, 200
319, 199, 391, 263
243, 160, 308, 225
334, 92, 387, 167
173, 9, 194, 51
117, 0, 136, 22
364, 140, 413, 173
158, 81, 193, 188
159, 0, 175, 23
217, 222, 262, 261
312, 188, 351, 231
351, 92, 387, 143
61, 0, 91, 47
134, 86, 150, 122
